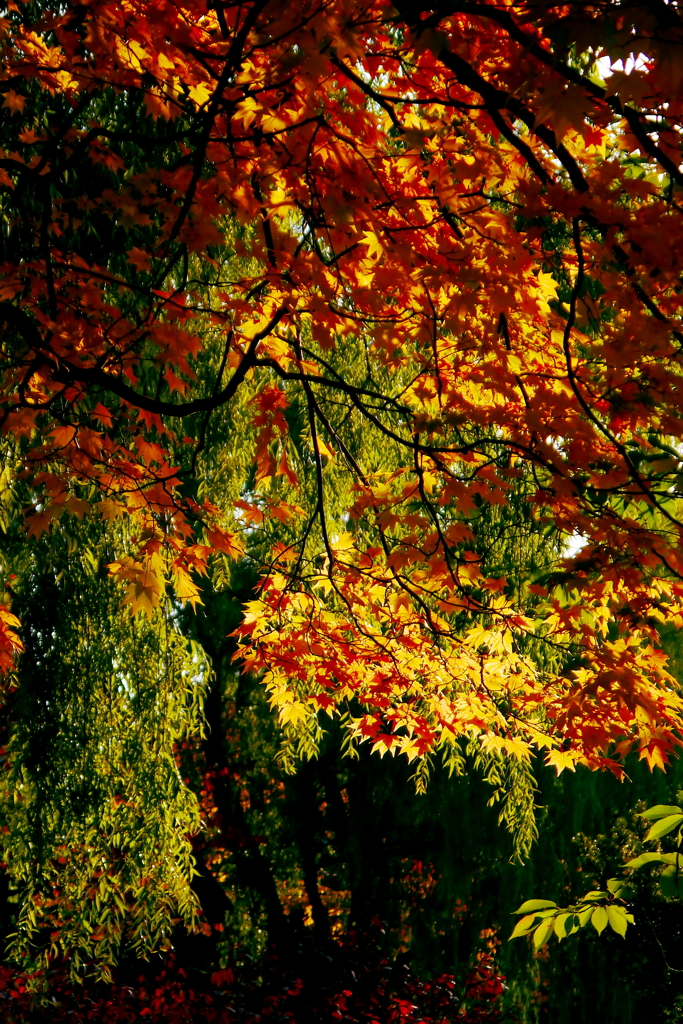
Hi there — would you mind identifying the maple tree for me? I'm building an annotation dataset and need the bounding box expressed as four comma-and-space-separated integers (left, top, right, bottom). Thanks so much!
2, 0, 683, 979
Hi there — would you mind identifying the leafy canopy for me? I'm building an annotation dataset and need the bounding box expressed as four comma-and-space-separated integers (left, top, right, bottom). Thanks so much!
1, 0, 683, 866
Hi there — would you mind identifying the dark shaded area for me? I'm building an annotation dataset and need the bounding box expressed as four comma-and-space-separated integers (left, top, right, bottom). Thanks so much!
172, 583, 683, 1023
0, 923, 506, 1022
1, 574, 683, 1023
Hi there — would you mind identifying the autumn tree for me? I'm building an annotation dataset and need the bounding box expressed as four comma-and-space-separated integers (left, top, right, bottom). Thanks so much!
2, 0, 683, 975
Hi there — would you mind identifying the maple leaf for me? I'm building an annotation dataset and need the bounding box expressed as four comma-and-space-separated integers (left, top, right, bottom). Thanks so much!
65, 496, 90, 519
26, 504, 64, 539
277, 446, 298, 486
96, 500, 127, 521
2, 89, 26, 114
545, 750, 580, 776
533, 81, 593, 139
109, 556, 165, 618
278, 701, 311, 727
92, 402, 113, 428
164, 366, 189, 395
49, 425, 77, 448
206, 527, 244, 559
127, 247, 152, 272
172, 566, 203, 608
360, 230, 383, 261
0, 604, 23, 674
188, 81, 212, 107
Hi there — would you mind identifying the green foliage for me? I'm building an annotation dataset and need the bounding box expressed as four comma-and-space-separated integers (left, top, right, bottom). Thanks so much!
510, 881, 634, 947
0, 512, 209, 979
472, 741, 540, 864
624, 798, 683, 900
511, 795, 683, 953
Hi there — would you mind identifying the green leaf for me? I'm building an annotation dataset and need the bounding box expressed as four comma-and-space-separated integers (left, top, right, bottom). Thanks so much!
510, 913, 538, 939
638, 804, 683, 821
569, 913, 582, 933
577, 906, 593, 926
533, 918, 554, 950
606, 906, 628, 938
606, 878, 624, 894
583, 890, 609, 899
554, 912, 572, 940
625, 852, 675, 869
660, 864, 683, 899
644, 814, 683, 842
513, 899, 558, 914
591, 906, 608, 935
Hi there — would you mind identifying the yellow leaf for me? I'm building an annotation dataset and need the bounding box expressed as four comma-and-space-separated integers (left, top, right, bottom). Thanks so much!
545, 750, 579, 776
173, 567, 203, 608
360, 231, 383, 260
97, 500, 127, 521
606, 906, 628, 938
501, 736, 532, 760
591, 906, 608, 935
279, 702, 310, 726
331, 531, 355, 553
188, 81, 212, 106
122, 577, 163, 618
317, 437, 336, 460
117, 557, 165, 618
259, 333, 291, 361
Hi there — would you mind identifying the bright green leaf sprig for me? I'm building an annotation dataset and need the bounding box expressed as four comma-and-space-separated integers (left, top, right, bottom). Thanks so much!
511, 797, 683, 949
624, 801, 683, 899
510, 878, 634, 950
